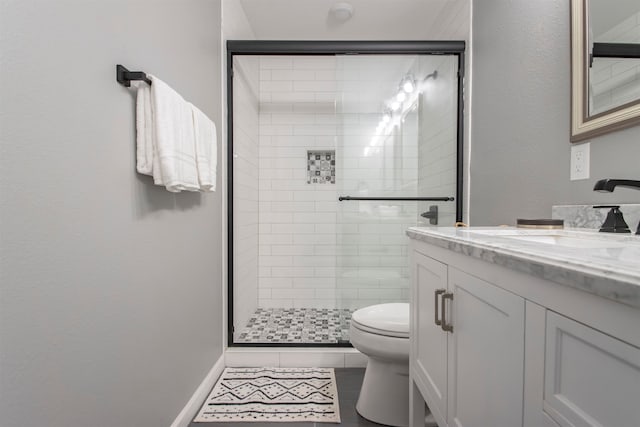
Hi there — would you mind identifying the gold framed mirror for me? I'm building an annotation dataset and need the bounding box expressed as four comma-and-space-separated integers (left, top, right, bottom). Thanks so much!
571, 0, 640, 142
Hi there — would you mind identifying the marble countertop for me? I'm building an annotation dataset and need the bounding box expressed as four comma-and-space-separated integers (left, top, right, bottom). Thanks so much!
407, 227, 640, 309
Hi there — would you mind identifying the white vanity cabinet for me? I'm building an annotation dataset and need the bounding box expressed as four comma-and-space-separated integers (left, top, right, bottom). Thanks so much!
410, 250, 525, 427
408, 233, 640, 427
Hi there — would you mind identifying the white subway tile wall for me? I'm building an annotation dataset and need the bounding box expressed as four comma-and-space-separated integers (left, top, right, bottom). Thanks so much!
258, 56, 340, 310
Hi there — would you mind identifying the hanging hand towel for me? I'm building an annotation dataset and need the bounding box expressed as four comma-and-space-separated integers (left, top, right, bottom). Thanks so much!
149, 76, 199, 192
135, 82, 154, 175
190, 104, 217, 192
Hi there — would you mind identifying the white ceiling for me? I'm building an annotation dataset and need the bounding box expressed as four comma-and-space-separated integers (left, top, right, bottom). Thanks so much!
239, 0, 470, 40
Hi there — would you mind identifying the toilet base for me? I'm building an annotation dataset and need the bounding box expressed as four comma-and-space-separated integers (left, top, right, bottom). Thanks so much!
356, 356, 409, 427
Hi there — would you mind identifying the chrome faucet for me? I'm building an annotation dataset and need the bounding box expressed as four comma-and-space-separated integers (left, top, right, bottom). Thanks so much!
593, 179, 640, 235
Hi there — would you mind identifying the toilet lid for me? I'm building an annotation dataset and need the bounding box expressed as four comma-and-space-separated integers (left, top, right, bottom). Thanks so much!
351, 303, 409, 338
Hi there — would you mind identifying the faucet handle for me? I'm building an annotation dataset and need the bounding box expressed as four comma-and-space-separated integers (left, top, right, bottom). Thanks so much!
593, 205, 630, 233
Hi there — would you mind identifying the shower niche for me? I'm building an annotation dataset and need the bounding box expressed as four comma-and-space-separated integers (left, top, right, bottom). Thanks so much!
228, 41, 464, 346
307, 150, 336, 184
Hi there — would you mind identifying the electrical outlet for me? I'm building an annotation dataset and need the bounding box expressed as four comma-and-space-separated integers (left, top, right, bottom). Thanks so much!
570, 142, 590, 181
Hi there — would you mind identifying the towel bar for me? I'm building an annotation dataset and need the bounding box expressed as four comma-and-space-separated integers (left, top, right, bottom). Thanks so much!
116, 64, 152, 87
338, 196, 454, 202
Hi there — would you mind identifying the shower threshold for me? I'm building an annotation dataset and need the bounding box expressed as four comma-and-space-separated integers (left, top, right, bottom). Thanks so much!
235, 308, 353, 345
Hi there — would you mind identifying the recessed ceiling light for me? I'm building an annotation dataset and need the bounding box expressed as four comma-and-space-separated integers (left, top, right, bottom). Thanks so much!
330, 2, 354, 21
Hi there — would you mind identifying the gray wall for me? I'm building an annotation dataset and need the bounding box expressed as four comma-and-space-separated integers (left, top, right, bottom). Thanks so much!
0, 1, 223, 426
470, 1, 640, 226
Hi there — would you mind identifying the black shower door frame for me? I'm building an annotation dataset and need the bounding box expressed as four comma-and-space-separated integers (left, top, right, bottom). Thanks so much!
227, 40, 466, 347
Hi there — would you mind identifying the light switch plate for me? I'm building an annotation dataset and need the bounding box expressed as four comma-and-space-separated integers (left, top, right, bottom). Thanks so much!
570, 142, 590, 181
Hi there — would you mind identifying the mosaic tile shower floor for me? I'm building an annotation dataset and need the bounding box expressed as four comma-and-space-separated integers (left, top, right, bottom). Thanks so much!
236, 308, 353, 344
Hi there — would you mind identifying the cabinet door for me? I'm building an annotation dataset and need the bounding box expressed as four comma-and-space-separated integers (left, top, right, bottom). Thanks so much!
447, 268, 525, 427
543, 311, 640, 427
411, 251, 449, 427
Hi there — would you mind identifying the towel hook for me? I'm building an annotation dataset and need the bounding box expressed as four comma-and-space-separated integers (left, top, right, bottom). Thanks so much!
116, 64, 152, 87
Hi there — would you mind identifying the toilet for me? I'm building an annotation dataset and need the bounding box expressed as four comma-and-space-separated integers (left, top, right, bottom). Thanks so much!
350, 303, 410, 427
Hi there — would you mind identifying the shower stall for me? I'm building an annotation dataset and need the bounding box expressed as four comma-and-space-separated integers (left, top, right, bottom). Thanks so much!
227, 41, 464, 346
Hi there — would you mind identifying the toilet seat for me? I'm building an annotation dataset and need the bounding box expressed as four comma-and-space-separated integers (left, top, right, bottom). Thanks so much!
351, 303, 409, 338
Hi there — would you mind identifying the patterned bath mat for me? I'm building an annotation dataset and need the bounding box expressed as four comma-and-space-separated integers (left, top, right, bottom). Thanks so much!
193, 367, 340, 423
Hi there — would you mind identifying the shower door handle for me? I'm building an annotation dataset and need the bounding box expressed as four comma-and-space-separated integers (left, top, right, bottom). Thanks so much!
434, 289, 446, 326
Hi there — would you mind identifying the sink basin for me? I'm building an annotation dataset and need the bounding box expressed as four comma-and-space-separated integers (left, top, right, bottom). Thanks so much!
467, 229, 632, 249
500, 234, 628, 249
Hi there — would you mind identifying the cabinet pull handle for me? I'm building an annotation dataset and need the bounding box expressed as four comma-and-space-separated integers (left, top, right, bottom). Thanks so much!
441, 292, 454, 333
434, 289, 446, 326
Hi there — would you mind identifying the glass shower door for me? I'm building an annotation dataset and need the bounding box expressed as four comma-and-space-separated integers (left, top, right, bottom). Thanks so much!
227, 44, 462, 346
335, 54, 459, 313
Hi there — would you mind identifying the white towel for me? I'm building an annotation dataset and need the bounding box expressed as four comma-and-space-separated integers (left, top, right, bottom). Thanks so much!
135, 75, 200, 192
190, 104, 217, 192
150, 76, 199, 192
135, 82, 154, 175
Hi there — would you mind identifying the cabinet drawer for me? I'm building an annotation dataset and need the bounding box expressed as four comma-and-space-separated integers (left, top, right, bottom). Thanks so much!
544, 311, 640, 427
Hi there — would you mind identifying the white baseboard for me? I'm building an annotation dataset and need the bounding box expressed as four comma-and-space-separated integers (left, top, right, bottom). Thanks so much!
171, 354, 225, 427
225, 347, 368, 368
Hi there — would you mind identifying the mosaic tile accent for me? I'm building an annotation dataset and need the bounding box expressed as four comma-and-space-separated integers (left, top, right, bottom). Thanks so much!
236, 308, 352, 344
307, 151, 336, 184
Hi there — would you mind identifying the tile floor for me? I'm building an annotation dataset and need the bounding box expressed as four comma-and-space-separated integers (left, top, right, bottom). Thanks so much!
235, 308, 353, 344
190, 368, 380, 427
